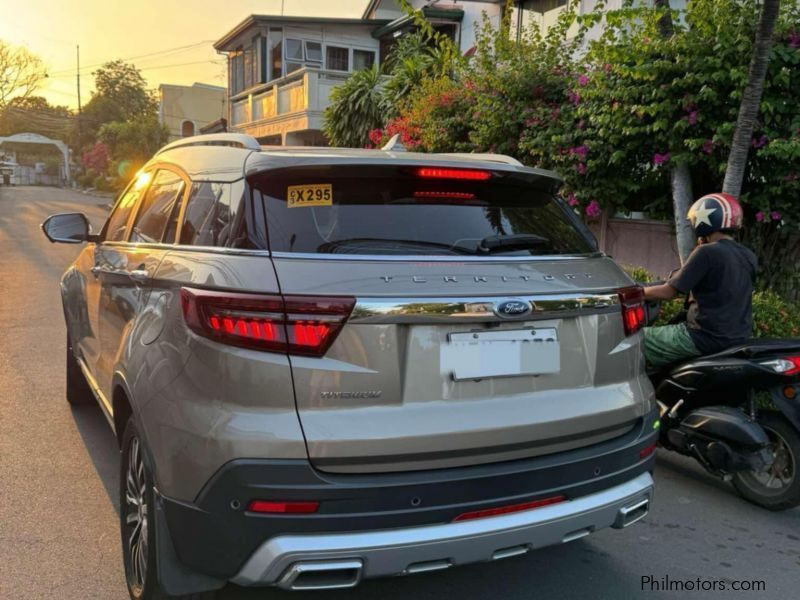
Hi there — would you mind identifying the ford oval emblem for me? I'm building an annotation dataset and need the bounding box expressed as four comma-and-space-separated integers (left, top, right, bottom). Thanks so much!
494, 299, 532, 318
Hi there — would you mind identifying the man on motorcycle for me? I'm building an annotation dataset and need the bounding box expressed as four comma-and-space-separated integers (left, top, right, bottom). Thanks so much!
642, 193, 758, 368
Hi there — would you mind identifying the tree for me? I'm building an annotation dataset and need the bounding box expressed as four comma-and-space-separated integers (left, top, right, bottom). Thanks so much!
722, 0, 781, 198
323, 66, 386, 148
0, 40, 46, 108
70, 60, 158, 150
98, 116, 169, 163
0, 96, 72, 138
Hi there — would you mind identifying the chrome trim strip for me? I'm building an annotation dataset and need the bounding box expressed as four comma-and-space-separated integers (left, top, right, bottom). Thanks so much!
270, 251, 605, 262
349, 292, 619, 324
77, 357, 115, 428
100, 241, 272, 257
231, 472, 654, 586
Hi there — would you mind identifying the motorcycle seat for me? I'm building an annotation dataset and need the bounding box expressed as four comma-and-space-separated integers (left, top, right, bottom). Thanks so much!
700, 337, 800, 360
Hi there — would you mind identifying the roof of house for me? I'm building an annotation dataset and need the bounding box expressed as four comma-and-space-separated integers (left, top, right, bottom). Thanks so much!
214, 15, 391, 51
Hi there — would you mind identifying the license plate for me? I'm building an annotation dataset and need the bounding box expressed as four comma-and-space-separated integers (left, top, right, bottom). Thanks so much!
287, 183, 333, 208
441, 328, 560, 380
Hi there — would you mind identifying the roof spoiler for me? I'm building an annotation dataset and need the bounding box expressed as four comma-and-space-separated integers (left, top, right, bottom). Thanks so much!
156, 133, 261, 156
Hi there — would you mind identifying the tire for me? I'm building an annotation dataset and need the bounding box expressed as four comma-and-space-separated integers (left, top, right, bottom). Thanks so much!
732, 412, 800, 511
66, 336, 94, 406
120, 420, 214, 600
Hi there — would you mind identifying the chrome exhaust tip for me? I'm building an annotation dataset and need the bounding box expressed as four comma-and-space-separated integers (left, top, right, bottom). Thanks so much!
276, 559, 363, 591
613, 497, 650, 529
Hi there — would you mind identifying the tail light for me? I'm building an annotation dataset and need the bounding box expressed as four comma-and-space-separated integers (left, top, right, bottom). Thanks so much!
759, 356, 800, 376
180, 287, 355, 357
415, 167, 491, 180
618, 286, 646, 336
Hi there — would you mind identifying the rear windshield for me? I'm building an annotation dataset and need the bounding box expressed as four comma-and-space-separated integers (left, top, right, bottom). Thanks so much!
251, 165, 595, 256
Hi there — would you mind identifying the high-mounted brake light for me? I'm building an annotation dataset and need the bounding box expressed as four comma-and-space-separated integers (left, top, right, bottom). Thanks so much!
180, 287, 355, 357
247, 500, 320, 514
618, 286, 646, 336
416, 167, 492, 181
453, 495, 566, 522
413, 190, 477, 200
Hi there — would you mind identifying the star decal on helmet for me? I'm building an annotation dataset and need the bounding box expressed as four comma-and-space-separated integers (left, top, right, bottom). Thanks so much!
688, 201, 717, 227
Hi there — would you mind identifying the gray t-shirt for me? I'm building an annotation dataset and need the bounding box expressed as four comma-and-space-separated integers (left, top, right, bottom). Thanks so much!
668, 239, 758, 354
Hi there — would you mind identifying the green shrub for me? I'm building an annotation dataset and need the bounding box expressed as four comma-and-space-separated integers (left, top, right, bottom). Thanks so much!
622, 265, 655, 284
752, 291, 800, 338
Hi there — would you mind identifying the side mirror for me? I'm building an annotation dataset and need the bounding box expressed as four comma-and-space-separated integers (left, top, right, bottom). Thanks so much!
41, 213, 94, 244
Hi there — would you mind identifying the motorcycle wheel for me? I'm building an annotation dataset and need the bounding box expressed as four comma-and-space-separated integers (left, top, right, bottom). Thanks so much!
732, 412, 800, 511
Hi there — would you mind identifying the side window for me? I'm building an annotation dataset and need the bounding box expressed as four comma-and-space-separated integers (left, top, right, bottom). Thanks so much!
180, 182, 241, 247
103, 179, 148, 242
129, 170, 185, 244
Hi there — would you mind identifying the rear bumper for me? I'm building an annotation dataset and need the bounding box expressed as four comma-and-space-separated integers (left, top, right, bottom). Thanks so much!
160, 408, 659, 584
233, 471, 654, 589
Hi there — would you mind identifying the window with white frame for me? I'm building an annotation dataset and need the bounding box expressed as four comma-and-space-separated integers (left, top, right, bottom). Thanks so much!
353, 49, 376, 71
325, 46, 349, 71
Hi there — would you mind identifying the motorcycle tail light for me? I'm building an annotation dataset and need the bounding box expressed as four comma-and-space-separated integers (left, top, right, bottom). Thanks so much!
759, 356, 800, 376
618, 286, 646, 336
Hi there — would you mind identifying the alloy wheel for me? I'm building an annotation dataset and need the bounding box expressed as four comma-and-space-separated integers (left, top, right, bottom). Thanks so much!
124, 437, 149, 594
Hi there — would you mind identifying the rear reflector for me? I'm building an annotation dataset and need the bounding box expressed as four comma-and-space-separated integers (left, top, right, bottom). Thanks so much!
639, 442, 657, 459
181, 287, 355, 356
247, 500, 320, 514
415, 167, 491, 181
453, 496, 566, 522
618, 286, 646, 336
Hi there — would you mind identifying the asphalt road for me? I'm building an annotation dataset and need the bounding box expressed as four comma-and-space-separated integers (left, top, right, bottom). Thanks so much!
1, 185, 798, 600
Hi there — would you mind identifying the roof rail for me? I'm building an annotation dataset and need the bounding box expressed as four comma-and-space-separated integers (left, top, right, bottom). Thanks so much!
440, 152, 524, 167
156, 133, 262, 155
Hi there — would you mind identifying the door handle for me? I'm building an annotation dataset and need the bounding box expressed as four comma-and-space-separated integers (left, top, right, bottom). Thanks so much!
129, 269, 150, 282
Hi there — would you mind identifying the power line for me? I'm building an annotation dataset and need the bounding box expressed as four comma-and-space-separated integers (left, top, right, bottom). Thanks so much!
47, 58, 226, 80
46, 41, 217, 76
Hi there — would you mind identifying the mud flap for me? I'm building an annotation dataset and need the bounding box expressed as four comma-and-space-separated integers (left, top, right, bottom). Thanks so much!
154, 491, 226, 596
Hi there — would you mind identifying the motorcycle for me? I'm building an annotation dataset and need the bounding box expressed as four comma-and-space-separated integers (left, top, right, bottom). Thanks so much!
644, 291, 800, 510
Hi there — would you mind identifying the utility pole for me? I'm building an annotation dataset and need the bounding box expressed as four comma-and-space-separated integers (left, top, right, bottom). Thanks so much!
76, 44, 82, 143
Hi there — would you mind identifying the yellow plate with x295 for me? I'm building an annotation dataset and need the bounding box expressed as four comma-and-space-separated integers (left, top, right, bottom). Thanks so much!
287, 184, 333, 208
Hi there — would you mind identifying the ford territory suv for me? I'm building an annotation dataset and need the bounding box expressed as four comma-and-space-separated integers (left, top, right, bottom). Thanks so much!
42, 134, 658, 599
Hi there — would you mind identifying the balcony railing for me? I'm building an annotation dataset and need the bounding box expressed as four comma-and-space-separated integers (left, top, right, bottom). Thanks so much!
230, 68, 352, 129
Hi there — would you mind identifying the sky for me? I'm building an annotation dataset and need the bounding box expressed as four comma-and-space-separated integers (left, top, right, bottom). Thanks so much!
1, 0, 369, 110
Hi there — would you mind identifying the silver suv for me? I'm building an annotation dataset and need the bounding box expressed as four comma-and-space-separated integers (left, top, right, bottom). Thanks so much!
43, 134, 657, 600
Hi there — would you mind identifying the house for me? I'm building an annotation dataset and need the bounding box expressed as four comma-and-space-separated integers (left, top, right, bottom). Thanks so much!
213, 1, 505, 146
158, 83, 228, 142
510, 0, 688, 41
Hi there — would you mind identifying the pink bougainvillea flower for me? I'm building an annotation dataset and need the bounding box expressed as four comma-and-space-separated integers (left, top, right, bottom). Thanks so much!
569, 145, 589, 160
550, 108, 561, 121
771, 211, 782, 221
577, 119, 586, 130
653, 152, 670, 166
751, 135, 768, 149
568, 91, 581, 106
577, 74, 589, 87
585, 200, 601, 218
687, 110, 699, 125
702, 139, 714, 154
788, 31, 800, 49
576, 163, 587, 175
755, 212, 764, 222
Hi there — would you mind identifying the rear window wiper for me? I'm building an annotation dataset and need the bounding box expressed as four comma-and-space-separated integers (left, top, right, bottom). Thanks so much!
477, 234, 551, 254
317, 238, 471, 255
